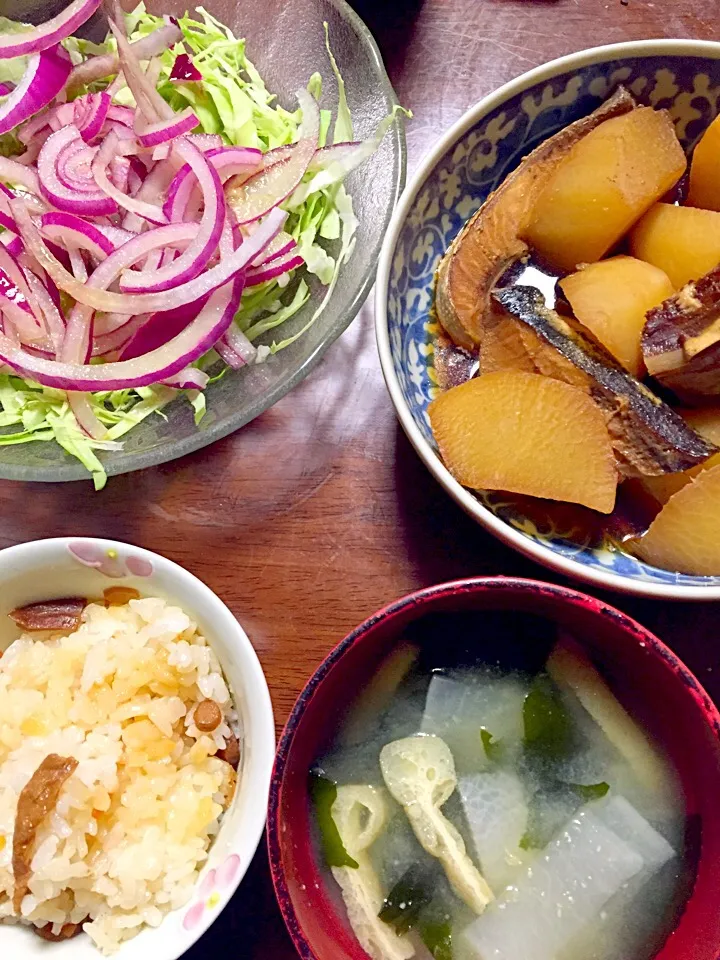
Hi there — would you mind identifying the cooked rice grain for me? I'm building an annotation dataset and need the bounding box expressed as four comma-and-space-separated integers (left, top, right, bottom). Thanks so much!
0, 597, 238, 953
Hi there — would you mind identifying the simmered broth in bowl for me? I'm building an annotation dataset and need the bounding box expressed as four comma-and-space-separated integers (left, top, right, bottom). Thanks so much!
309, 610, 691, 960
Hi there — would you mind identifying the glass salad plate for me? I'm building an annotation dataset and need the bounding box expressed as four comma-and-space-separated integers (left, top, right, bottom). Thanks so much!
0, 0, 405, 483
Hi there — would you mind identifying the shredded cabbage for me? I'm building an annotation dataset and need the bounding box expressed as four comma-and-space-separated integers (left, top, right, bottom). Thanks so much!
0, 4, 406, 486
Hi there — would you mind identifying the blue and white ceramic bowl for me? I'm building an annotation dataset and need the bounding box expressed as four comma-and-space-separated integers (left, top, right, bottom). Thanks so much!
376, 40, 720, 600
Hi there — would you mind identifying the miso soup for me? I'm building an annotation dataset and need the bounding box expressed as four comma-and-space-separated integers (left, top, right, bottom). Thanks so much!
310, 612, 690, 960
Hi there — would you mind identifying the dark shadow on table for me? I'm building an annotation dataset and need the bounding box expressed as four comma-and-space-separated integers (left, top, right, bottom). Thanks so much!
392, 421, 546, 585
348, 0, 425, 79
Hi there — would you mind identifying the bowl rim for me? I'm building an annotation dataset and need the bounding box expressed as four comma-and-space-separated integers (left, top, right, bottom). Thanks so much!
0, 535, 276, 958
375, 37, 720, 601
267, 574, 720, 959
1, 0, 407, 485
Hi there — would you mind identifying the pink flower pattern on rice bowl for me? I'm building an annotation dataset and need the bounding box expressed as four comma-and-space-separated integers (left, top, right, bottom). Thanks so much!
183, 854, 242, 932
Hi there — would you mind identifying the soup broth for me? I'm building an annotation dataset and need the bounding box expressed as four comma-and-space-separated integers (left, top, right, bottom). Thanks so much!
311, 612, 689, 960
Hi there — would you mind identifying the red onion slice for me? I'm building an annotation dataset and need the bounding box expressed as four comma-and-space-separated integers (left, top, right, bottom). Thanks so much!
0, 157, 41, 195
5, 211, 285, 389
0, 266, 34, 328
13, 199, 286, 314
250, 229, 295, 267
49, 103, 75, 130
55, 138, 97, 192
69, 392, 107, 439
120, 156, 175, 232
22, 265, 64, 352
164, 146, 262, 221
0, 248, 45, 340
75, 91, 111, 143
73, 95, 92, 130
67, 21, 183, 92
127, 156, 147, 195
216, 315, 256, 369
92, 314, 146, 356
0, 276, 239, 390
226, 138, 316, 225
0, 0, 101, 59
225, 87, 319, 224
60, 220, 199, 365
245, 250, 303, 286
18, 111, 52, 146
136, 107, 199, 147
91, 132, 167, 225
120, 138, 224, 293
187, 134, 223, 152
97, 224, 135, 248
38, 126, 117, 216
169, 53, 202, 84
0, 45, 72, 137
108, 20, 175, 123
106, 105, 135, 128
119, 295, 209, 360
68, 248, 87, 282
214, 339, 245, 369
110, 156, 131, 195
15, 141, 42, 167
0, 209, 19, 237
1, 235, 22, 257
39, 212, 115, 259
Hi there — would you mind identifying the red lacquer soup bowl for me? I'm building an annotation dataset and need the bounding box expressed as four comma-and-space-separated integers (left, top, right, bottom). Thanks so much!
267, 578, 720, 960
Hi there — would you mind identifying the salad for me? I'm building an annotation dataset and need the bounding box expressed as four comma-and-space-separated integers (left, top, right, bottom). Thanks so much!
0, 0, 401, 487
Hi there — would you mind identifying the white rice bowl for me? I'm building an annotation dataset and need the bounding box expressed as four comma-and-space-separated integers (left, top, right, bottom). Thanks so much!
0, 597, 239, 954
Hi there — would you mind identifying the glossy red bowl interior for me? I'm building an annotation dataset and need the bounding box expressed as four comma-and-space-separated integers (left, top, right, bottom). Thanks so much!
268, 578, 720, 960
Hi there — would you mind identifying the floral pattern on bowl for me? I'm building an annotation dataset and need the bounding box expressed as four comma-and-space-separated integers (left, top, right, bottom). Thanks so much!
382, 48, 720, 593
68, 541, 154, 578
183, 854, 242, 932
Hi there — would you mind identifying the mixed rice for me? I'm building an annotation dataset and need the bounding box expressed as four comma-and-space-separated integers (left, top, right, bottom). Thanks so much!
0, 596, 238, 953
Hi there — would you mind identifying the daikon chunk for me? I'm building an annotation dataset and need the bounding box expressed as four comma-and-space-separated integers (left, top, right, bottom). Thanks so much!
421, 675, 525, 773
462, 806, 643, 960
595, 795, 674, 876
458, 770, 528, 891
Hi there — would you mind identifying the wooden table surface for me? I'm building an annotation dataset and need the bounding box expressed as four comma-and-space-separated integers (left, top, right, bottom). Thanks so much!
4, 0, 720, 955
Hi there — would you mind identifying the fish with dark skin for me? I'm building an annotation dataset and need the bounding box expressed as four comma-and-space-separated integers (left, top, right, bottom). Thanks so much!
434, 87, 637, 353
493, 285, 716, 477
642, 264, 720, 400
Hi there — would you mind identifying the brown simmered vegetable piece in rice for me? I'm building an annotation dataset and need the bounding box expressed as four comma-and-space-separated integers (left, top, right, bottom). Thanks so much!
34, 920, 85, 941
217, 731, 241, 769
9, 598, 86, 633
103, 586, 141, 607
13, 754, 79, 912
195, 699, 222, 732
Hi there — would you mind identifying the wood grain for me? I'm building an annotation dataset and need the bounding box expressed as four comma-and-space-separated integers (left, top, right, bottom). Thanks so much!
2, 1, 718, 955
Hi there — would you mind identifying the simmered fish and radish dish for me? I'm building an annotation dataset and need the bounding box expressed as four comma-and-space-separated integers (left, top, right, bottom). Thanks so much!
431, 88, 720, 575
310, 615, 688, 960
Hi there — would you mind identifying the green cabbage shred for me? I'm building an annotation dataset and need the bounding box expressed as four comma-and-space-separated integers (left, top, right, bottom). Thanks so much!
0, 5, 406, 486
